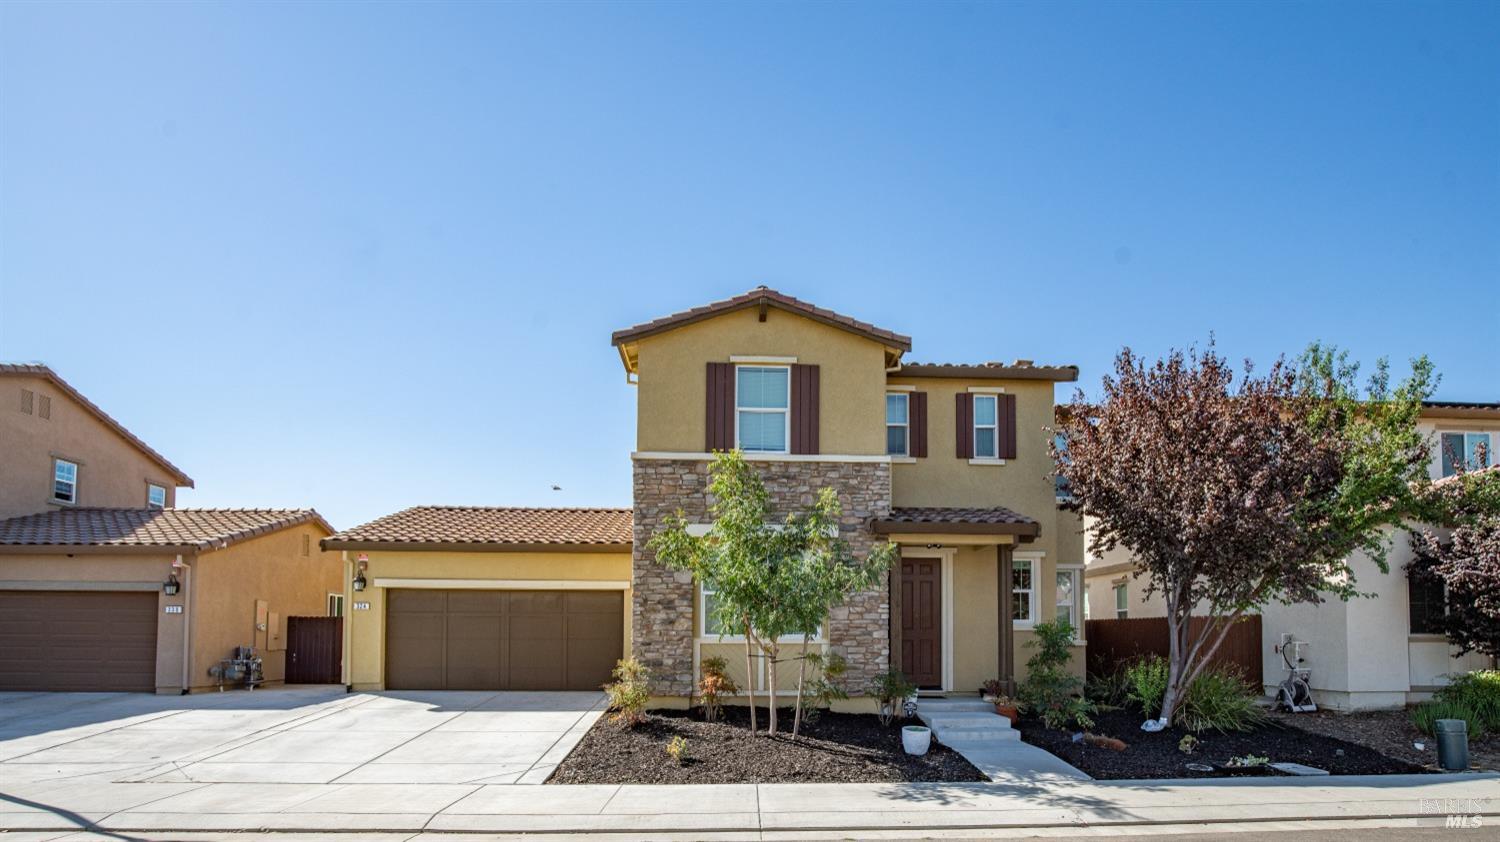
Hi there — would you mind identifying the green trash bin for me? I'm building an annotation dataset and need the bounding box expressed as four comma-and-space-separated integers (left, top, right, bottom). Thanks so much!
1435, 719, 1469, 771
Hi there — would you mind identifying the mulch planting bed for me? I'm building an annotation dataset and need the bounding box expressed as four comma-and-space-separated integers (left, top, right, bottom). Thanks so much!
548, 707, 985, 784
1267, 707, 1500, 772
1018, 707, 1430, 780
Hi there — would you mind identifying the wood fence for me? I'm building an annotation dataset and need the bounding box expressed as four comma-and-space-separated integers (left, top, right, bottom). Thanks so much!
1084, 615, 1262, 682
286, 616, 342, 684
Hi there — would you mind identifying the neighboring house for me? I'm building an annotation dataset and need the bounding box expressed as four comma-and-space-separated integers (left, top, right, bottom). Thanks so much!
323, 506, 633, 692
0, 508, 340, 693
1, 363, 194, 519
331, 287, 1081, 703
1078, 400, 1500, 710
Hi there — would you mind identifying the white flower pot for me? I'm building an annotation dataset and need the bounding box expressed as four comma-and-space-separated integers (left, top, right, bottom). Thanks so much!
902, 725, 932, 756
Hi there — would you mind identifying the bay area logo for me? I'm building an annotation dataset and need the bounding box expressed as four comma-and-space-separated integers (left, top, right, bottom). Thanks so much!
1421, 798, 1489, 829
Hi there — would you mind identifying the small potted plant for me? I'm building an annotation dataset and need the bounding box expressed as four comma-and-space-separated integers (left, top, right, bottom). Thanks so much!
992, 693, 1020, 725
979, 678, 1005, 702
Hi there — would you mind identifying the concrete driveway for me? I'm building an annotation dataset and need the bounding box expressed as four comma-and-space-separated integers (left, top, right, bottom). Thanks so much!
0, 686, 605, 787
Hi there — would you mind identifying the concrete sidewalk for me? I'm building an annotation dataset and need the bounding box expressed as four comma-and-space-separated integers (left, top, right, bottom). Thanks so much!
2, 773, 1495, 836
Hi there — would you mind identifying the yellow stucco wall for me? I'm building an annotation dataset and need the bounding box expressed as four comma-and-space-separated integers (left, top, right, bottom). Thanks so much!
344, 549, 633, 690
633, 307, 890, 455
0, 552, 188, 692
0, 374, 182, 520
190, 522, 342, 689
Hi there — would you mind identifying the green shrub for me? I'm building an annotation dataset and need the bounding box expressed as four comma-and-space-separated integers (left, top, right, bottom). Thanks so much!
1412, 699, 1485, 739
1085, 664, 1131, 709
1018, 620, 1096, 731
1176, 666, 1267, 733
804, 651, 849, 720
868, 667, 916, 726
604, 658, 651, 728
1125, 656, 1169, 717
1431, 670, 1500, 733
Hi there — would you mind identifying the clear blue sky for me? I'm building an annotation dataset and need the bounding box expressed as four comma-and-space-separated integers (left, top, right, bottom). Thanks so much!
2, 2, 1496, 529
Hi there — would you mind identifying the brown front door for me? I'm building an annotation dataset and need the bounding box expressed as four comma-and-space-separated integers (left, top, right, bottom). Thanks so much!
900, 557, 942, 688
384, 589, 623, 691
0, 590, 158, 692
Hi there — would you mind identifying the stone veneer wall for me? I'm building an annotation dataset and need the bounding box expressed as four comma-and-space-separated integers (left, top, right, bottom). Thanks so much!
632, 457, 893, 696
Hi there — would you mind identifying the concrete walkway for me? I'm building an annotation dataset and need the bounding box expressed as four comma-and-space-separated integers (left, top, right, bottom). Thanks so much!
916, 697, 1089, 782
2, 773, 1495, 835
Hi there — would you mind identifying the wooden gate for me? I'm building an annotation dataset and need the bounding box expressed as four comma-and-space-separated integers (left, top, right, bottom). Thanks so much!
1084, 615, 1262, 683
286, 616, 342, 684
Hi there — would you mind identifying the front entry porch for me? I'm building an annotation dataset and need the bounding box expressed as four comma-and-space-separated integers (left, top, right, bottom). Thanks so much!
874, 506, 1041, 697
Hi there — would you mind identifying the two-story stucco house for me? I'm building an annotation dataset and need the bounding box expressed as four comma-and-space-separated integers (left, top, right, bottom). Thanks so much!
0, 363, 342, 693
1080, 400, 1499, 711
330, 288, 1083, 704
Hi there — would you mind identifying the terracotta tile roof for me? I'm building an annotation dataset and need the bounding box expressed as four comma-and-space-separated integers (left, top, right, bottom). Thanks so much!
896, 361, 1079, 382
870, 506, 1040, 540
0, 508, 331, 551
0, 363, 194, 487
610, 286, 913, 352
323, 506, 633, 551
1432, 464, 1500, 488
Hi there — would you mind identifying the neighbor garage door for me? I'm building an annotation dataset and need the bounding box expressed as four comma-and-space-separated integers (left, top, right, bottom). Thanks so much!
0, 590, 158, 692
384, 589, 622, 690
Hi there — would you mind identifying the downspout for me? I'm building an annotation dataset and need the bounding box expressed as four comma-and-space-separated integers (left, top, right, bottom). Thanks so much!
341, 551, 352, 689
176, 554, 193, 694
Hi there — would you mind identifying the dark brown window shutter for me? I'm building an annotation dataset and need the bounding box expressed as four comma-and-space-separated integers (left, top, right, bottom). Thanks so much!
955, 392, 974, 459
705, 362, 734, 452
998, 393, 1018, 459
911, 392, 928, 458
791, 364, 820, 455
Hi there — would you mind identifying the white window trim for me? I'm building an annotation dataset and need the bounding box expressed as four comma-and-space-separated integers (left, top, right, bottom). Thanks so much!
734, 364, 792, 455
699, 579, 822, 643
1113, 582, 1129, 619
52, 458, 78, 506
1012, 554, 1040, 628
147, 483, 167, 509
973, 394, 999, 460
887, 384, 916, 392
886, 392, 910, 457
966, 386, 1008, 394
730, 355, 797, 364
328, 593, 345, 617
1056, 564, 1084, 642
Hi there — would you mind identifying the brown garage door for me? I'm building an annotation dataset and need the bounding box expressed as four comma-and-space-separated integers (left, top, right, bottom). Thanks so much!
0, 590, 158, 692
385, 589, 622, 691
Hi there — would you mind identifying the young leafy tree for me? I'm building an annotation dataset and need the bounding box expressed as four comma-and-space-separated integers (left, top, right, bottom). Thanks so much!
1410, 466, 1500, 658
648, 450, 895, 736
1052, 342, 1433, 727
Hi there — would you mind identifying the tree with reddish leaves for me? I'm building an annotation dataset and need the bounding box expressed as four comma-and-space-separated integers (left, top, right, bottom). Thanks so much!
1053, 342, 1433, 727
1410, 466, 1500, 659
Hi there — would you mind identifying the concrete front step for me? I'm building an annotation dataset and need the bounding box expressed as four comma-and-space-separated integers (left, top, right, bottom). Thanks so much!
913, 698, 994, 713
916, 701, 1021, 747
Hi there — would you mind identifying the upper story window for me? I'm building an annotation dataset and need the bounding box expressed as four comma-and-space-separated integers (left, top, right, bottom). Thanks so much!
735, 365, 789, 453
973, 394, 999, 459
1440, 432, 1491, 477
886, 393, 909, 456
147, 484, 167, 509
53, 459, 78, 505
1053, 433, 1071, 498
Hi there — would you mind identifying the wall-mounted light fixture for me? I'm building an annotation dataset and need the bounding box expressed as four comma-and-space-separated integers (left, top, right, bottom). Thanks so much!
352, 555, 369, 592
163, 573, 181, 596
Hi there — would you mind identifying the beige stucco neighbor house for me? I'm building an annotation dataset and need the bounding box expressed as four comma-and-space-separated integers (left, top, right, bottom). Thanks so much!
0, 363, 343, 693
1079, 400, 1499, 711
1, 363, 194, 518
0, 508, 341, 693
332, 287, 1084, 705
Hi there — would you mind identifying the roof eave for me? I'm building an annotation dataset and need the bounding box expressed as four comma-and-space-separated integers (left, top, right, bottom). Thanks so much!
320, 539, 632, 553
894, 364, 1080, 383
868, 519, 1041, 538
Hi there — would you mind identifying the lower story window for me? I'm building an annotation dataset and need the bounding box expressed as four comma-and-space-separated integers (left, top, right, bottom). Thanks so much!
701, 582, 819, 640
1408, 569, 1446, 634
1056, 569, 1081, 631
1113, 583, 1128, 619
328, 593, 345, 617
1012, 559, 1034, 623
